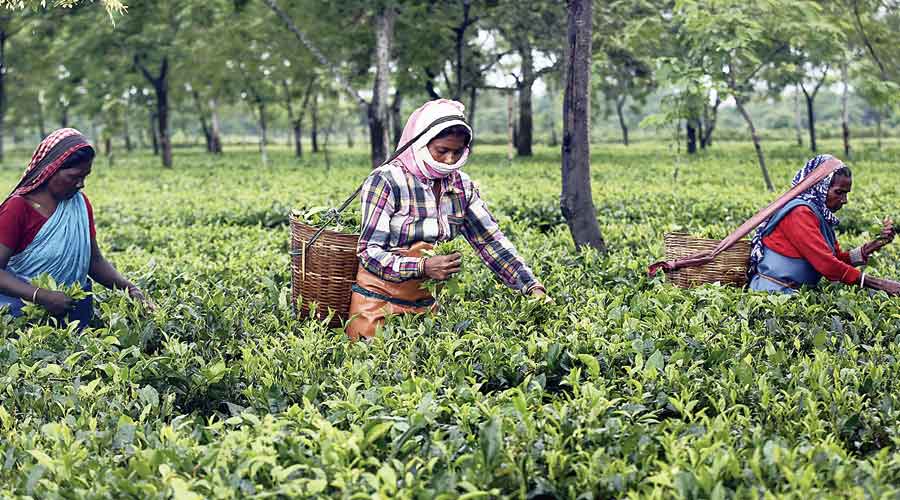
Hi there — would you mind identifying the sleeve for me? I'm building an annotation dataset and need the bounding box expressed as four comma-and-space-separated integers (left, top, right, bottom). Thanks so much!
779, 207, 861, 285
0, 198, 26, 252
83, 194, 97, 241
460, 182, 543, 293
356, 172, 425, 282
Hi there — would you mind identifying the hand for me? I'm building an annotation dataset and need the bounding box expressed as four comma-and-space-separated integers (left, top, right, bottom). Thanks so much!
529, 287, 553, 303
864, 218, 895, 257
424, 253, 461, 281
36, 289, 74, 316
127, 285, 158, 312
864, 276, 900, 296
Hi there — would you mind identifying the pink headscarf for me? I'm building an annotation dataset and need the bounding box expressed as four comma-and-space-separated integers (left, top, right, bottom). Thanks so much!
394, 99, 473, 181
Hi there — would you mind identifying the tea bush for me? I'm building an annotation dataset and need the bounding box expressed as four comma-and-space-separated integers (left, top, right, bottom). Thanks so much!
0, 140, 898, 498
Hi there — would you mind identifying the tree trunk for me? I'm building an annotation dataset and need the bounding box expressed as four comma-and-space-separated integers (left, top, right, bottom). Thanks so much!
368, 5, 394, 167
803, 91, 817, 153
150, 111, 159, 156
876, 107, 883, 150
548, 83, 558, 147
840, 60, 850, 159
156, 80, 172, 167
60, 106, 69, 129
258, 103, 268, 166
793, 86, 803, 147
614, 95, 628, 146
293, 121, 303, 158
390, 91, 403, 147
311, 96, 319, 153
209, 98, 223, 154
36, 94, 47, 140
734, 96, 773, 191
686, 120, 698, 154
123, 108, 133, 152
561, 0, 605, 251
507, 92, 514, 161
192, 90, 213, 153
516, 41, 534, 156
468, 85, 478, 131
701, 95, 720, 148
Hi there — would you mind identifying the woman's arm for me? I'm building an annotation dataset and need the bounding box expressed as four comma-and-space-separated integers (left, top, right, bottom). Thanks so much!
357, 173, 425, 282
88, 239, 154, 308
0, 243, 73, 315
459, 184, 544, 294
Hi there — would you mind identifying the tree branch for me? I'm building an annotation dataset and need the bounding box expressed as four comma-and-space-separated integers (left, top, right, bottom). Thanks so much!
261, 0, 367, 108
851, 0, 888, 79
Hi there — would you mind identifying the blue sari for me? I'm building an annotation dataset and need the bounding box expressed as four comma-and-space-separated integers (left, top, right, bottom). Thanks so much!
0, 192, 93, 326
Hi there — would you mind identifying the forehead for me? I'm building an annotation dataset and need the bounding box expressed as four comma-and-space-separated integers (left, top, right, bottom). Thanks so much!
59, 161, 93, 175
428, 135, 467, 148
830, 175, 852, 190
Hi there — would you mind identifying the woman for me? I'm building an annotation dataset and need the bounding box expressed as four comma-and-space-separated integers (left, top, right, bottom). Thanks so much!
348, 99, 546, 340
0, 128, 153, 327
749, 154, 899, 295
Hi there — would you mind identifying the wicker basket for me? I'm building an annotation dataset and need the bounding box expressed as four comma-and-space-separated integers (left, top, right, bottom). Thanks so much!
663, 233, 751, 288
290, 214, 360, 327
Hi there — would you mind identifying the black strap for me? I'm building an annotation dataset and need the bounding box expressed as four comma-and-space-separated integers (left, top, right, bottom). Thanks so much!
351, 283, 436, 308
303, 115, 469, 251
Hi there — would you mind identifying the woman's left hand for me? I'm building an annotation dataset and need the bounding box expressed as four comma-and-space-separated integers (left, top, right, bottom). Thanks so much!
127, 285, 157, 312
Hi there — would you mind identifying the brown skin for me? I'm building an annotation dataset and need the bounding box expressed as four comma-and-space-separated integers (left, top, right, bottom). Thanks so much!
826, 174, 900, 295
0, 160, 155, 316
422, 133, 547, 298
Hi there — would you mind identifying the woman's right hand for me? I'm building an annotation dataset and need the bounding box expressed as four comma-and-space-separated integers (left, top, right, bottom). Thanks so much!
864, 276, 900, 296
36, 289, 75, 316
424, 253, 461, 280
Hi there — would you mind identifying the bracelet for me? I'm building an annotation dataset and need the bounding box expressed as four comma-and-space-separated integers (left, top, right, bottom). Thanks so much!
31, 287, 39, 303
860, 273, 866, 289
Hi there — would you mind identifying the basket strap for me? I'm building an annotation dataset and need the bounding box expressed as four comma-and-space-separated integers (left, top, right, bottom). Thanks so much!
648, 158, 846, 276
303, 115, 469, 251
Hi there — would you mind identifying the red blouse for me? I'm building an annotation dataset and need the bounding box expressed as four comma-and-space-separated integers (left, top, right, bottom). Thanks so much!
0, 195, 96, 255
762, 205, 860, 285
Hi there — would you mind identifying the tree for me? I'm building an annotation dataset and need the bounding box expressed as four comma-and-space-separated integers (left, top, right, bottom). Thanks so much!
487, 0, 563, 156
561, 0, 604, 251
596, 47, 654, 147
0, 1, 125, 15
593, 0, 659, 147
262, 0, 394, 167
662, 0, 820, 191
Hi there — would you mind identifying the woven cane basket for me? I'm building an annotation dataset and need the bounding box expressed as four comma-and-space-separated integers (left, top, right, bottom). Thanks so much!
663, 233, 751, 288
290, 214, 360, 327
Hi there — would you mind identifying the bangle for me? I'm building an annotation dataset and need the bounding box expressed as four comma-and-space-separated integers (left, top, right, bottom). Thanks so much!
31, 287, 39, 303
860, 273, 866, 289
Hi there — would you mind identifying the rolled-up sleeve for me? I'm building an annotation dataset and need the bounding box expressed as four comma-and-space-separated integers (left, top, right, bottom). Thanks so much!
357, 173, 424, 282
460, 183, 543, 293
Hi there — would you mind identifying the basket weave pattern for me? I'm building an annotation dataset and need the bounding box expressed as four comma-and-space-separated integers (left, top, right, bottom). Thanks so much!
290, 215, 360, 327
664, 233, 750, 288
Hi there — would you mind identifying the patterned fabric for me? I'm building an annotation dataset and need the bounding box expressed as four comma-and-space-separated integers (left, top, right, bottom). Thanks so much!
6, 192, 92, 286
396, 99, 472, 181
8, 128, 92, 199
357, 162, 542, 293
749, 154, 845, 276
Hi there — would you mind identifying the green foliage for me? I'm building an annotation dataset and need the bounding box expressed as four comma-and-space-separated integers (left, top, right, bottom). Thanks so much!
0, 141, 900, 497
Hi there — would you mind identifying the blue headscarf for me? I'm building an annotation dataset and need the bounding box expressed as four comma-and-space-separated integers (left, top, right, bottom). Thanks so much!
748, 154, 845, 275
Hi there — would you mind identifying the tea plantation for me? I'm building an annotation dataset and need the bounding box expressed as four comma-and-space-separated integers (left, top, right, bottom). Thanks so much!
1, 141, 900, 498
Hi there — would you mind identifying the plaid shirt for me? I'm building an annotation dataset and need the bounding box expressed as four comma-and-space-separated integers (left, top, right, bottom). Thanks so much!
357, 162, 542, 293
